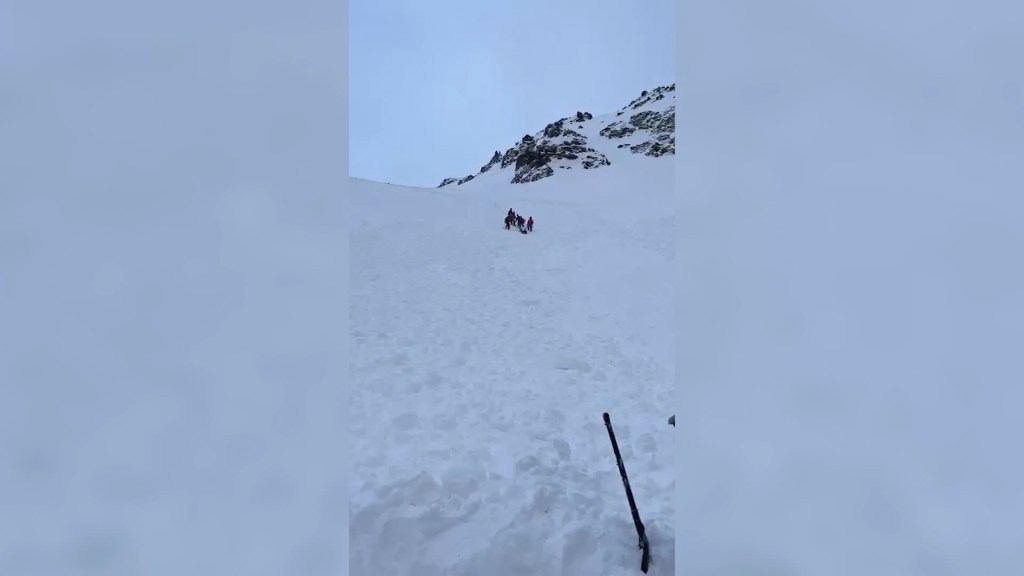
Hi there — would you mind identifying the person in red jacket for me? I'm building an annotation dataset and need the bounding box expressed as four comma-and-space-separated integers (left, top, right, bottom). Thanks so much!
526, 216, 534, 232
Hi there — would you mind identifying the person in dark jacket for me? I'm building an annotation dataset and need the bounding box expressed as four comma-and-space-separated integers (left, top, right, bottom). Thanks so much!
516, 214, 525, 230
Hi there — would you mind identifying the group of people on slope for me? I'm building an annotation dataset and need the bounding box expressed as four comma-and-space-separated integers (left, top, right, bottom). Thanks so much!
505, 208, 534, 233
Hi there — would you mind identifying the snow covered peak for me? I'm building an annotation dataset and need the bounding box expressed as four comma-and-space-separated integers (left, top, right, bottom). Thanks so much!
615, 83, 676, 116
437, 83, 675, 188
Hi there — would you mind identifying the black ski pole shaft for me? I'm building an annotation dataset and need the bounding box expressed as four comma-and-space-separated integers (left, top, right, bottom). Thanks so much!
603, 412, 650, 573
603, 412, 645, 541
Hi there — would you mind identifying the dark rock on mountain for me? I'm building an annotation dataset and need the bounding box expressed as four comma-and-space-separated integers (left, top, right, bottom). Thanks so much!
480, 150, 501, 173
511, 163, 554, 184
621, 83, 675, 112
629, 109, 674, 134
515, 147, 550, 171
629, 138, 675, 157
600, 123, 636, 139
437, 174, 476, 187
436, 83, 673, 188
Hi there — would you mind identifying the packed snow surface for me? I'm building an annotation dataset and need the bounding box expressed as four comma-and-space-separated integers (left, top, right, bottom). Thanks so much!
350, 150, 673, 574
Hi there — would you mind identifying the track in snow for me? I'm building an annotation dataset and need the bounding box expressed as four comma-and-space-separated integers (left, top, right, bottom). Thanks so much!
350, 160, 673, 575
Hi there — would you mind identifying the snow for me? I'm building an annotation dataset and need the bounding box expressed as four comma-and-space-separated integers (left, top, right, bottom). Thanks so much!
0, 3, 346, 574
350, 150, 674, 574
679, 1, 1024, 574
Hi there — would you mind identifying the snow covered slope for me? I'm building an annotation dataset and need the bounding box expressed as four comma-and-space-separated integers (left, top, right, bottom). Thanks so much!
438, 84, 675, 188
351, 142, 673, 574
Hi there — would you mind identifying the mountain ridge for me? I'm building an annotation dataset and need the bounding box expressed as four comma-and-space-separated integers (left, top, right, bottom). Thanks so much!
438, 83, 675, 188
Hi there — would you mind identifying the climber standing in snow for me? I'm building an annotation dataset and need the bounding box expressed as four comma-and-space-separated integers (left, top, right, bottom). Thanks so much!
516, 214, 526, 232
504, 214, 512, 230
527, 216, 534, 232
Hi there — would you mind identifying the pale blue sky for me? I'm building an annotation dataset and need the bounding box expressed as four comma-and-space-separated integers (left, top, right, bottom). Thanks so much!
349, 0, 675, 187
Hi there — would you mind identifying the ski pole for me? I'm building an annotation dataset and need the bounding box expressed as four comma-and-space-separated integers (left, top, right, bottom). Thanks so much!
603, 412, 651, 573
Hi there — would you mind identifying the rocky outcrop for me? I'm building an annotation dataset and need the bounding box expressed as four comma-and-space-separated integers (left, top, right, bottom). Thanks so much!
609, 85, 675, 128
511, 163, 554, 184
438, 174, 476, 187
600, 106, 674, 140
479, 150, 501, 174
601, 84, 675, 158
504, 132, 610, 183
436, 84, 673, 188
599, 123, 636, 139
616, 84, 676, 115
629, 109, 674, 134
629, 136, 675, 157
439, 126, 611, 187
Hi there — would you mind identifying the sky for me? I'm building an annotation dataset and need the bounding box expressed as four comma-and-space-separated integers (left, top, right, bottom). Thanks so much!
349, 0, 675, 187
